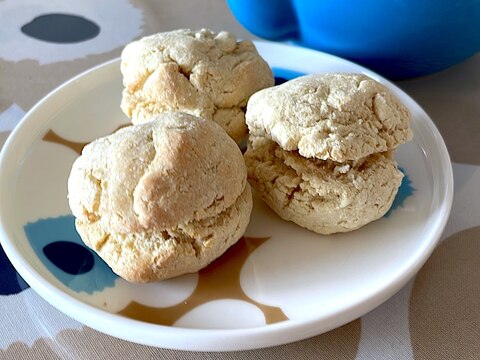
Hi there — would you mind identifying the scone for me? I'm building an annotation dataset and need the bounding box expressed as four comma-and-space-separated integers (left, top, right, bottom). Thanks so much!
245, 137, 403, 234
120, 28, 274, 143
244, 73, 412, 234
68, 112, 253, 282
246, 73, 412, 162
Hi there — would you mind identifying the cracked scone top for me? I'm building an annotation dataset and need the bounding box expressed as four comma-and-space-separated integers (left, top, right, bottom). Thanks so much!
246, 73, 412, 162
67, 112, 253, 283
120, 29, 274, 143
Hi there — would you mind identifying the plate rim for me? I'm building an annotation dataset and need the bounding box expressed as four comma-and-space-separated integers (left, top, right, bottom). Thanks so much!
0, 40, 454, 351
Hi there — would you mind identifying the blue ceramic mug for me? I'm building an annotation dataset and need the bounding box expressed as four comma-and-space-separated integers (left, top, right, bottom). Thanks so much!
227, 0, 480, 79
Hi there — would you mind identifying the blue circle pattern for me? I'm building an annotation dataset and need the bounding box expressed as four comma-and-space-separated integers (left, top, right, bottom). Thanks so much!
0, 245, 29, 295
23, 215, 117, 294
21, 13, 100, 44
384, 168, 415, 217
273, 67, 306, 86
43, 241, 94, 275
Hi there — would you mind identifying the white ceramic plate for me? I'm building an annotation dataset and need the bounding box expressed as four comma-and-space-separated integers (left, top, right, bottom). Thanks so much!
0, 41, 453, 351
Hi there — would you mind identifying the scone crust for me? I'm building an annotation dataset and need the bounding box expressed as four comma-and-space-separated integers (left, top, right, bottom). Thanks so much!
68, 112, 252, 282
244, 137, 403, 234
120, 28, 274, 143
246, 73, 412, 162
75, 185, 252, 283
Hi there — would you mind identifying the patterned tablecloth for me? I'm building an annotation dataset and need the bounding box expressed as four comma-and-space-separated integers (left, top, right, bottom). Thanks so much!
1, 1, 480, 359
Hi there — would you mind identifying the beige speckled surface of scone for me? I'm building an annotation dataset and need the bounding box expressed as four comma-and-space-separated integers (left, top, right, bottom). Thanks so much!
246, 73, 412, 162
120, 28, 274, 143
244, 137, 403, 234
68, 112, 252, 282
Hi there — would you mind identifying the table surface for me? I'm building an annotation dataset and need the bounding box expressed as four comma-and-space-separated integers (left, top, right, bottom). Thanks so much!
1, 1, 479, 359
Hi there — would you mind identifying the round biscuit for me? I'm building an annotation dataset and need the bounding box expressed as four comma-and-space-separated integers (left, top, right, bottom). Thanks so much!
246, 73, 412, 162
68, 112, 252, 282
120, 29, 274, 143
244, 137, 403, 234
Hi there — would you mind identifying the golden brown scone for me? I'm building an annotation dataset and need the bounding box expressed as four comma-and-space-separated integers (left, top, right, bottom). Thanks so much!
67, 112, 252, 282
244, 137, 403, 234
246, 73, 412, 162
120, 29, 274, 143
